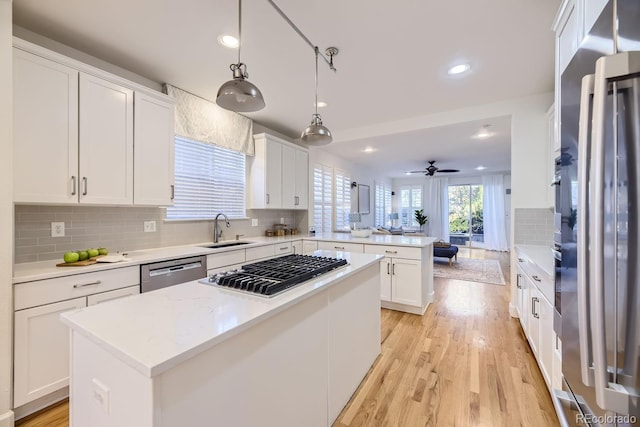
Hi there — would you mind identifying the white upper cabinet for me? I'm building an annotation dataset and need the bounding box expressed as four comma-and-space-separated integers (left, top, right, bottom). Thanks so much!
79, 73, 134, 205
133, 91, 175, 206
13, 49, 79, 204
281, 145, 308, 209
248, 133, 308, 210
581, 0, 608, 36
12, 39, 175, 207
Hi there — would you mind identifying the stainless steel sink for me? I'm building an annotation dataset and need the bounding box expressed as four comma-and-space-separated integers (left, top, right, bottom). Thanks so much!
200, 241, 253, 249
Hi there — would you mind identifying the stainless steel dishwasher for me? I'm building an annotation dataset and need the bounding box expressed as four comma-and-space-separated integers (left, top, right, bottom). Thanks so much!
140, 255, 207, 293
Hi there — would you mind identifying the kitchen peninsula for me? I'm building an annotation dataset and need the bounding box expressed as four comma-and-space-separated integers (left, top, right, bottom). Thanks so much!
308, 233, 436, 314
61, 251, 382, 427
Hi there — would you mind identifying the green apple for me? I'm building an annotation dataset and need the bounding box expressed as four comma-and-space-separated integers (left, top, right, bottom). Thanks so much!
77, 250, 89, 261
63, 251, 79, 263
98, 247, 108, 256
87, 248, 100, 258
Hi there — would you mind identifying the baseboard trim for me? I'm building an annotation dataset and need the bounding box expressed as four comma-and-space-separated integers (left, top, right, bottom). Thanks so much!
0, 410, 15, 427
509, 302, 519, 318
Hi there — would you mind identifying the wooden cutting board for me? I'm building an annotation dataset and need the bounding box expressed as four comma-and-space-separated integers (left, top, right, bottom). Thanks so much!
56, 256, 103, 267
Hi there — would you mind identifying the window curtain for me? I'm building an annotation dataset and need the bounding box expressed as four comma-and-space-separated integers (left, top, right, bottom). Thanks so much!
482, 174, 509, 251
163, 84, 254, 155
424, 177, 449, 241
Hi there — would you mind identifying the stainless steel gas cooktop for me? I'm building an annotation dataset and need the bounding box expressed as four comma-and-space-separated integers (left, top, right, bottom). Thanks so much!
200, 254, 348, 297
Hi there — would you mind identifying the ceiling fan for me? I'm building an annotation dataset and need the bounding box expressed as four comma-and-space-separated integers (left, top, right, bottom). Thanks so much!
408, 160, 460, 176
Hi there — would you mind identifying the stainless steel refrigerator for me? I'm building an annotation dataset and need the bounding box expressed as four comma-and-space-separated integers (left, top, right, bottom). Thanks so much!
556, 0, 640, 425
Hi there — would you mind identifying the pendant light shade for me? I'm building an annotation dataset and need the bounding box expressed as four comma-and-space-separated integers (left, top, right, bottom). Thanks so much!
216, 64, 265, 112
216, 0, 265, 112
301, 114, 332, 146
301, 47, 332, 146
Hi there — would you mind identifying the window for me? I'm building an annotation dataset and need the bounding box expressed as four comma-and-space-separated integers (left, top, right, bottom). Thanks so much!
374, 182, 392, 227
399, 185, 422, 227
334, 169, 351, 231
313, 164, 333, 232
167, 136, 246, 220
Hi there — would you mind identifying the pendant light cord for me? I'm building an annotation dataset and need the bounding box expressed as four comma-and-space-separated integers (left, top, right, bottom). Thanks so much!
314, 46, 319, 116
238, 0, 242, 65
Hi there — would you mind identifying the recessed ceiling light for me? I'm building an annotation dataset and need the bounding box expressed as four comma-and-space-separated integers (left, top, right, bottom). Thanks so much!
316, 101, 328, 108
475, 165, 487, 171
362, 146, 377, 153
405, 172, 412, 175
447, 63, 471, 75
217, 34, 239, 49
472, 124, 495, 139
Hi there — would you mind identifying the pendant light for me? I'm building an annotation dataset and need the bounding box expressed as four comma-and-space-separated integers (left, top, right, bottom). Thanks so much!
301, 47, 332, 146
216, 0, 265, 112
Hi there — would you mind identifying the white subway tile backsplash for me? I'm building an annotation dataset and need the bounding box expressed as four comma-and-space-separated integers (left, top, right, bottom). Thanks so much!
15, 205, 308, 263
514, 208, 553, 246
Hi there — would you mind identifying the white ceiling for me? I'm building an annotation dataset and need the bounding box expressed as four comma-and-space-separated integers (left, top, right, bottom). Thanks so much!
12, 0, 560, 177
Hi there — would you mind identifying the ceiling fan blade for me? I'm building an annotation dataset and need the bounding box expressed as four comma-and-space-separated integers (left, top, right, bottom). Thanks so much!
407, 170, 427, 173
436, 169, 460, 173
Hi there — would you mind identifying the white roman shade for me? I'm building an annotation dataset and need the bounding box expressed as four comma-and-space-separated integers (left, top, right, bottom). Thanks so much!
164, 84, 254, 156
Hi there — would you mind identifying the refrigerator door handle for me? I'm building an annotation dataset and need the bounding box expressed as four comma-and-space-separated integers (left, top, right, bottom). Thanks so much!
577, 74, 596, 387
589, 52, 640, 415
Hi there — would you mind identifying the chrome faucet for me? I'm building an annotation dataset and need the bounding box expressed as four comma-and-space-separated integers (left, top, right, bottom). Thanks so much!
213, 213, 231, 243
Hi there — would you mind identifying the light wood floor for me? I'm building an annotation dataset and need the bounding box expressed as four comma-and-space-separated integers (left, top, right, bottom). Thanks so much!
17, 249, 558, 427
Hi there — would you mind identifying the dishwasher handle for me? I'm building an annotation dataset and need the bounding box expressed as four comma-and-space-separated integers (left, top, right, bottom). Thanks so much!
149, 261, 203, 277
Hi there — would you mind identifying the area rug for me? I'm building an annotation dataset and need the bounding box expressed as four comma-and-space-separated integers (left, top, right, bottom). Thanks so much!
433, 257, 505, 285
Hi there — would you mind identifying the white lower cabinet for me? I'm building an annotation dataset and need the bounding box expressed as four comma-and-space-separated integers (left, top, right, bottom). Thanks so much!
363, 243, 433, 314
13, 267, 140, 411
291, 240, 302, 254
515, 249, 555, 389
379, 257, 421, 306
14, 297, 87, 407
317, 241, 364, 253
302, 240, 318, 254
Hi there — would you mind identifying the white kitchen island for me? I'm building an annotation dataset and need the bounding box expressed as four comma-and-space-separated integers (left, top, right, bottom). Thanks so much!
61, 251, 382, 427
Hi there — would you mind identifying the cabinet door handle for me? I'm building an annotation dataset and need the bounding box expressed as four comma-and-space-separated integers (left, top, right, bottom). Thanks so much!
385, 250, 398, 254
71, 176, 77, 196
387, 263, 390, 275
74, 280, 101, 289
392, 263, 396, 275
532, 275, 541, 282
532, 297, 539, 318
171, 184, 175, 200
266, 194, 270, 205
82, 177, 88, 196
334, 246, 345, 250
516, 273, 522, 289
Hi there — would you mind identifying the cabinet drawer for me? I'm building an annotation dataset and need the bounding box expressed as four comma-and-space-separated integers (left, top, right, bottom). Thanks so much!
364, 244, 421, 260
207, 249, 246, 270
274, 242, 292, 255
207, 263, 244, 275
15, 266, 139, 310
317, 241, 364, 253
246, 244, 276, 262
87, 285, 140, 306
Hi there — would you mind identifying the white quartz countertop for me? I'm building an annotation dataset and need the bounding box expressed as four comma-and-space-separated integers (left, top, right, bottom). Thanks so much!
308, 232, 436, 247
515, 244, 554, 278
60, 251, 382, 378
13, 235, 306, 284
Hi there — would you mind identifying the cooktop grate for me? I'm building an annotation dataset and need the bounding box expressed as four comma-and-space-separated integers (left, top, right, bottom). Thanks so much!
201, 254, 348, 297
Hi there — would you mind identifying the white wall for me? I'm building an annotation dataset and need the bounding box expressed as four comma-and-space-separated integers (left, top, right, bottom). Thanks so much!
0, 1, 14, 426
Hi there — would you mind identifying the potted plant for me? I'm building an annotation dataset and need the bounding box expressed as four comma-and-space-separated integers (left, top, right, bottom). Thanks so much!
414, 209, 428, 232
